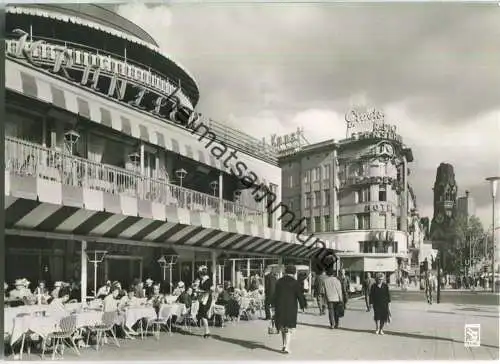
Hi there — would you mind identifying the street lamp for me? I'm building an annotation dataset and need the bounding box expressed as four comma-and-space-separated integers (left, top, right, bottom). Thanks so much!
485, 176, 500, 293
210, 180, 218, 196
158, 251, 179, 294
86, 250, 107, 298
64, 130, 80, 155
175, 168, 188, 188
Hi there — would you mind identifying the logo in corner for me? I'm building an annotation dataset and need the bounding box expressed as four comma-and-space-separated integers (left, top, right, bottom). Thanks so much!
464, 324, 480, 347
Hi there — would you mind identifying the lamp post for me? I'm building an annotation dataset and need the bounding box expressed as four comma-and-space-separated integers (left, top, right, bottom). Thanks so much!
64, 130, 80, 155
210, 180, 218, 196
175, 168, 187, 188
485, 176, 500, 293
158, 252, 179, 294
86, 250, 107, 298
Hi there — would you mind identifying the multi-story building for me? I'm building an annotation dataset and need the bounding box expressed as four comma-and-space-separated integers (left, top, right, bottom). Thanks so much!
3, 4, 333, 297
279, 108, 418, 284
457, 190, 476, 221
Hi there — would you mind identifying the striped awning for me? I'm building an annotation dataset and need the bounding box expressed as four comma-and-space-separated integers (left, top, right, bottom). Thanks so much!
6, 59, 230, 173
4, 196, 327, 259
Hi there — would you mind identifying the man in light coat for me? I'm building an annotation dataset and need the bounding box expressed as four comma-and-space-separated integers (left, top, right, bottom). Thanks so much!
319, 268, 346, 329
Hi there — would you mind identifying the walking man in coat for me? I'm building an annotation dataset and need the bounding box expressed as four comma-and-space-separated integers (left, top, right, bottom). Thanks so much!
319, 267, 346, 329
363, 273, 375, 311
313, 270, 326, 315
272, 265, 306, 354
264, 266, 277, 320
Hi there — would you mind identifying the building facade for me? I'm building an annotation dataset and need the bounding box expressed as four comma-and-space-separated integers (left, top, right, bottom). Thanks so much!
279, 109, 421, 284
4, 4, 333, 295
457, 190, 476, 221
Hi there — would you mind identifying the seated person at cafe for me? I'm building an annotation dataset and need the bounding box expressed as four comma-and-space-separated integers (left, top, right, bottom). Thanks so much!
9, 279, 33, 301
51, 281, 63, 300
176, 286, 193, 309
148, 284, 166, 315
119, 288, 139, 310
34, 280, 51, 304
226, 287, 241, 320
103, 285, 121, 312
97, 281, 112, 299
144, 278, 155, 299
173, 281, 185, 296
191, 279, 200, 299
133, 279, 146, 298
4, 282, 9, 301
47, 286, 71, 316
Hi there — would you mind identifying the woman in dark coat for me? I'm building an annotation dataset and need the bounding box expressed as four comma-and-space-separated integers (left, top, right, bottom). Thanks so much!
369, 273, 391, 335
272, 265, 306, 354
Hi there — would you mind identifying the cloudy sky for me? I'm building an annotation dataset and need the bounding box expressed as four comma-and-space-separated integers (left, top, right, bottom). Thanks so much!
118, 2, 500, 228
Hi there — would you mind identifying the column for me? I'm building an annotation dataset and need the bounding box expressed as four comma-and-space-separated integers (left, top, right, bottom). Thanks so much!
42, 117, 47, 147
331, 151, 338, 230
400, 156, 408, 232
140, 143, 145, 176
369, 184, 379, 229
219, 172, 224, 213
81, 241, 87, 303
277, 257, 283, 278
246, 258, 251, 286
232, 260, 236, 287
211, 251, 217, 287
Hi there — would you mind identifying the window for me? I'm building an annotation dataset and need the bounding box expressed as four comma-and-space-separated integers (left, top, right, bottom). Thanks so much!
359, 188, 371, 203
379, 185, 387, 202
288, 175, 294, 188
380, 212, 388, 229
323, 165, 331, 180
358, 213, 370, 229
289, 200, 294, 210
314, 217, 321, 232
304, 170, 311, 184
305, 218, 312, 233
324, 215, 331, 231
305, 193, 311, 208
324, 190, 330, 206
314, 191, 321, 207
313, 167, 321, 181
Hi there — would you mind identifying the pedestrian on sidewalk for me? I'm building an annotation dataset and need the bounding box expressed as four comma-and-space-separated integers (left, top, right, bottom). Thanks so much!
319, 267, 346, 329
272, 264, 306, 354
369, 273, 391, 335
313, 270, 326, 315
362, 273, 375, 312
264, 266, 277, 320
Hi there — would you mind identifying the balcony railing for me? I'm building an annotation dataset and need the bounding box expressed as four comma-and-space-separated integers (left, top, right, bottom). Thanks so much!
4, 137, 266, 226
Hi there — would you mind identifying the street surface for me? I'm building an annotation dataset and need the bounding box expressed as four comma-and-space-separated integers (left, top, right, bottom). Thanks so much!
390, 289, 500, 306
13, 297, 499, 361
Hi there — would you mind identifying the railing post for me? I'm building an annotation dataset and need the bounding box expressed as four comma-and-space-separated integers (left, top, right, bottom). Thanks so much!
219, 171, 224, 214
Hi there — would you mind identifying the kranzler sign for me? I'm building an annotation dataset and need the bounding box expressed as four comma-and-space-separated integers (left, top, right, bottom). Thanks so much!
6, 29, 201, 127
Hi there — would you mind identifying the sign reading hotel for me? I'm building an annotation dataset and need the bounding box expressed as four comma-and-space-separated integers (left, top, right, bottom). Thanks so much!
345, 107, 402, 143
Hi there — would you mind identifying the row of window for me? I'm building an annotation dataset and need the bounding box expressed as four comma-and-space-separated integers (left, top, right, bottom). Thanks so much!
304, 190, 331, 208
299, 165, 332, 186
355, 185, 387, 203
359, 241, 399, 254
304, 215, 334, 233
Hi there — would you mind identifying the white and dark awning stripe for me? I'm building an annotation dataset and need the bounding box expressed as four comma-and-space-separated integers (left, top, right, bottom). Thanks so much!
5, 197, 323, 259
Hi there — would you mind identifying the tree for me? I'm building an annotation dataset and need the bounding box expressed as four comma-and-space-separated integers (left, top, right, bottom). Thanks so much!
441, 215, 485, 274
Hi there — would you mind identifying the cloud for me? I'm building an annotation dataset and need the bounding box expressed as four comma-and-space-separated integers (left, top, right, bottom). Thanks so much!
117, 2, 500, 227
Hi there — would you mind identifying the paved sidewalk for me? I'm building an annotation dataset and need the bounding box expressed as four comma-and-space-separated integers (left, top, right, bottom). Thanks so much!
11, 300, 499, 361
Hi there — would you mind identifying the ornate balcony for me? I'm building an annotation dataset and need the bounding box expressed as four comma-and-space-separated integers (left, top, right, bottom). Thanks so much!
4, 137, 266, 225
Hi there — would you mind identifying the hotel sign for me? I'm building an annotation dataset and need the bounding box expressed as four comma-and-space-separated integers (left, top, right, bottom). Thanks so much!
364, 203, 394, 213
7, 29, 201, 126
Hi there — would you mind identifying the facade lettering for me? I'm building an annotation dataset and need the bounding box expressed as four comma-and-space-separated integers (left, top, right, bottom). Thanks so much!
364, 203, 393, 213
52, 47, 74, 80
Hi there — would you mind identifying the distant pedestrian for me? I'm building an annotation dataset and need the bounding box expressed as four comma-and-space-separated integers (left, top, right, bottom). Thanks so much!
319, 267, 346, 329
313, 270, 326, 315
362, 273, 375, 311
369, 273, 391, 335
272, 265, 306, 354
264, 266, 277, 320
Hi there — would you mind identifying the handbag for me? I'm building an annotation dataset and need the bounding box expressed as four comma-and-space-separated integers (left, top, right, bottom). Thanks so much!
267, 309, 279, 334
333, 279, 345, 318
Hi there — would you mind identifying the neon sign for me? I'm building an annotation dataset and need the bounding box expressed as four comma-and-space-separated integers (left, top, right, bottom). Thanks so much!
6, 29, 200, 127
345, 107, 385, 133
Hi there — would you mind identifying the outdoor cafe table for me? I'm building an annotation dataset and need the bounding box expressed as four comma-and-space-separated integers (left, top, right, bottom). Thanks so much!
124, 306, 157, 330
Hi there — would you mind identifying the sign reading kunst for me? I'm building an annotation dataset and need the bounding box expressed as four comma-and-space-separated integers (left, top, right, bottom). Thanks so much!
6, 29, 202, 127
